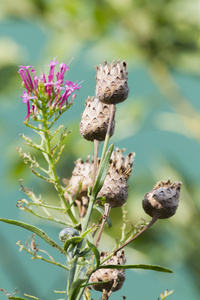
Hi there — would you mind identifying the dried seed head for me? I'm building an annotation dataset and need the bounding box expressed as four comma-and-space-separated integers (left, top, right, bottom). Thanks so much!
66, 156, 94, 199
89, 250, 126, 293
98, 148, 135, 208
95, 60, 129, 105
142, 179, 182, 219
80, 96, 116, 141
64, 157, 95, 216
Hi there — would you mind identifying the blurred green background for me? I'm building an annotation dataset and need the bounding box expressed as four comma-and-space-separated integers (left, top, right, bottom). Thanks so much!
0, 0, 200, 299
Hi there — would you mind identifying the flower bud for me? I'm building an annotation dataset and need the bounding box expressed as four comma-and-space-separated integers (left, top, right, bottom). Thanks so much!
142, 179, 182, 219
80, 96, 115, 141
89, 250, 126, 293
98, 148, 135, 208
59, 227, 79, 243
95, 60, 129, 105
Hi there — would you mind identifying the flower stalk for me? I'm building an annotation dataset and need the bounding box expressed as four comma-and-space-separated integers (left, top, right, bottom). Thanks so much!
0, 59, 181, 300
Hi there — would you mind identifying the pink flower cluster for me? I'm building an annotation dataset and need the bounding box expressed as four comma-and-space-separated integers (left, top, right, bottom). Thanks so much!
19, 58, 81, 119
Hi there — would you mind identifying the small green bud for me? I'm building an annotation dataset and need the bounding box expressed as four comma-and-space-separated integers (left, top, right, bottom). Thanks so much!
59, 227, 79, 243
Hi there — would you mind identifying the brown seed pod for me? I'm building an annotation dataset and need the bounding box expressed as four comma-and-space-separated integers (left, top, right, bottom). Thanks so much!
64, 157, 96, 217
142, 179, 182, 219
95, 60, 129, 105
89, 250, 126, 293
98, 149, 135, 208
80, 96, 116, 141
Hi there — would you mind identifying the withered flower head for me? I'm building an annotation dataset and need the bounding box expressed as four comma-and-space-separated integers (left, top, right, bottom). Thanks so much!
64, 157, 95, 217
66, 156, 94, 200
89, 250, 126, 293
98, 148, 135, 208
142, 179, 182, 219
80, 96, 116, 141
95, 60, 129, 105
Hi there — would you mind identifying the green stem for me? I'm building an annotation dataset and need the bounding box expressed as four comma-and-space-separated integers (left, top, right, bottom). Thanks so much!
100, 104, 115, 163
82, 196, 95, 233
114, 216, 158, 254
41, 103, 78, 225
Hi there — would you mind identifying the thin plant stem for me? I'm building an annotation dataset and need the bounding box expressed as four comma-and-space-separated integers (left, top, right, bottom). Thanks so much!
92, 139, 99, 186
41, 103, 78, 225
95, 203, 111, 248
100, 104, 115, 162
114, 216, 158, 254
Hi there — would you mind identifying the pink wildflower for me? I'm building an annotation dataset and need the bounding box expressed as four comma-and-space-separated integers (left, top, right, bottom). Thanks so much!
19, 59, 81, 118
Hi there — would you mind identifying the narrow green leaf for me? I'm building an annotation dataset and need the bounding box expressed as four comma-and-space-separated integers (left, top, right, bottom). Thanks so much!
24, 294, 42, 300
92, 144, 114, 198
0, 218, 63, 253
86, 240, 100, 268
63, 236, 83, 251
68, 278, 87, 300
81, 280, 109, 288
8, 296, 27, 300
99, 264, 173, 273
78, 247, 92, 257
80, 226, 96, 238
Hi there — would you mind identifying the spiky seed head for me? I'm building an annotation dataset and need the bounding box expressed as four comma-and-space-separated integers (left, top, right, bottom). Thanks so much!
80, 96, 116, 141
64, 157, 96, 217
142, 179, 182, 219
98, 148, 135, 208
95, 60, 129, 105
89, 250, 126, 293
65, 156, 94, 199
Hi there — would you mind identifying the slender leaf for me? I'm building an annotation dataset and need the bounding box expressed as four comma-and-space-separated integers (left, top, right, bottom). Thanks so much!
80, 226, 96, 238
92, 144, 114, 198
63, 236, 83, 251
68, 278, 87, 300
24, 294, 42, 300
81, 280, 109, 288
0, 218, 63, 253
8, 298, 28, 300
86, 240, 100, 268
99, 264, 173, 273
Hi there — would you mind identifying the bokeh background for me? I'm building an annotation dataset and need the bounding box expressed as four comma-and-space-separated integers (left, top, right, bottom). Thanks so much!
0, 0, 200, 299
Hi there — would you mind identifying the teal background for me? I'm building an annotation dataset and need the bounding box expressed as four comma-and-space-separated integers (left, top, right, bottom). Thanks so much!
0, 1, 200, 299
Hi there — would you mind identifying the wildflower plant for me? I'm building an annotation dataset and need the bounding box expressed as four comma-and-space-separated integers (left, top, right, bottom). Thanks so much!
0, 59, 182, 300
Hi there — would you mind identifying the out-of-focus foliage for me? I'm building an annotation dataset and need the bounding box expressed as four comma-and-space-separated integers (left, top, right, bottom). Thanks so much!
1, 0, 200, 69
1, 0, 200, 298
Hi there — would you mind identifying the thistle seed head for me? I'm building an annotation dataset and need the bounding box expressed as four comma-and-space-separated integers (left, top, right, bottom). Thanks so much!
64, 157, 96, 216
80, 96, 116, 141
95, 60, 129, 105
66, 156, 94, 199
89, 250, 126, 293
98, 148, 135, 208
142, 179, 182, 219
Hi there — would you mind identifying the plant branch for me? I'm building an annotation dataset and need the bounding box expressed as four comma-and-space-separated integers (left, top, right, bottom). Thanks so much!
114, 216, 158, 254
